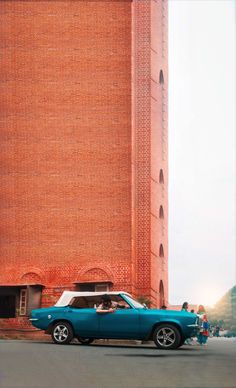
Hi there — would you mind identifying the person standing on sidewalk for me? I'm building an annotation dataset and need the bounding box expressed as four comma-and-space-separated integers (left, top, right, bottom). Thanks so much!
181, 302, 189, 312
201, 314, 210, 345
197, 305, 209, 345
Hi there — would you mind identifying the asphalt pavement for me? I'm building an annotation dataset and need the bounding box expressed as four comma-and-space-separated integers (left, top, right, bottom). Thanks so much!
0, 337, 235, 388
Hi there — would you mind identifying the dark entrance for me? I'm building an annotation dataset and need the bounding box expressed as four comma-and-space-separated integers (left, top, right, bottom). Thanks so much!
0, 295, 16, 318
78, 284, 96, 292
76, 282, 111, 292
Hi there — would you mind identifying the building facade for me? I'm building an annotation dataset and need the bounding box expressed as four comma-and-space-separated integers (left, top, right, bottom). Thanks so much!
0, 0, 168, 327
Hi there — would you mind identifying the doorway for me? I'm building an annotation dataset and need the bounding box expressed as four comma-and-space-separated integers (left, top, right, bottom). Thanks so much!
0, 295, 16, 318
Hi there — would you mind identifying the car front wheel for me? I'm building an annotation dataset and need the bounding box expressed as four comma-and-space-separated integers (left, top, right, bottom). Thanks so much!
77, 337, 94, 345
153, 324, 181, 350
52, 322, 74, 345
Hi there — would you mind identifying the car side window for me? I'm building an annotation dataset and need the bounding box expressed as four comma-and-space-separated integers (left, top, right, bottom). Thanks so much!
69, 297, 89, 309
69, 295, 131, 309
70, 296, 102, 309
85, 296, 102, 308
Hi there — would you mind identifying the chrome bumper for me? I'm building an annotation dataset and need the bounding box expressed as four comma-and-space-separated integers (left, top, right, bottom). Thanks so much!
187, 324, 199, 327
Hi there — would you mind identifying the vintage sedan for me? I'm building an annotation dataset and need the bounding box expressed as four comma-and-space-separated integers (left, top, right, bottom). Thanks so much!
29, 291, 199, 349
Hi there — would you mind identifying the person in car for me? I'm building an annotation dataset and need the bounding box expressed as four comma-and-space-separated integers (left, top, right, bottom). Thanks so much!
96, 294, 116, 314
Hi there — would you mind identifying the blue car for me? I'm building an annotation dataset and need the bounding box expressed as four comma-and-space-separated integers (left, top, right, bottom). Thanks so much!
29, 291, 199, 349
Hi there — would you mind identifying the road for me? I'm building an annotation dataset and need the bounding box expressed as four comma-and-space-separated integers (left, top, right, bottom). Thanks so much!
0, 338, 235, 388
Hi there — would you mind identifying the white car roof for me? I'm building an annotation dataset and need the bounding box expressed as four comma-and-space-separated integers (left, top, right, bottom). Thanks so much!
54, 291, 132, 307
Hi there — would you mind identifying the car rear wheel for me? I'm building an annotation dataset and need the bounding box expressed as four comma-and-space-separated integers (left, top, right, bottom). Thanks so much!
52, 322, 74, 344
153, 324, 181, 350
77, 337, 94, 345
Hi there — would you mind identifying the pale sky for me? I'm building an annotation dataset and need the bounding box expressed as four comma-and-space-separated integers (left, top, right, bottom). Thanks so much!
168, 0, 236, 307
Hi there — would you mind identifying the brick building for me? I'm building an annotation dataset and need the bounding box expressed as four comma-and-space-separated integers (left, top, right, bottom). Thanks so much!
0, 0, 168, 328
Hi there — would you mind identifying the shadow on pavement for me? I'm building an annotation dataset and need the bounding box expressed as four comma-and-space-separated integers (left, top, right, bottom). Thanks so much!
104, 352, 204, 358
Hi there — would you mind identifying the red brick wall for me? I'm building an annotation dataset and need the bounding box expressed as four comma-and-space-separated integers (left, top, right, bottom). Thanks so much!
0, 0, 132, 288
0, 0, 168, 325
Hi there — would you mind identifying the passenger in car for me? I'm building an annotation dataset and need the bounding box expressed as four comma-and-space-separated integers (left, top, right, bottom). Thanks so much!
96, 294, 116, 314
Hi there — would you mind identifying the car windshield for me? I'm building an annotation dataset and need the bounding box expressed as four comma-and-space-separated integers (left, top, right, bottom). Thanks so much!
123, 295, 145, 309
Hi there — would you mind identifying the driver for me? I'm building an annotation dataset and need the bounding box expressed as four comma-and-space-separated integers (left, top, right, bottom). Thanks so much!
96, 294, 116, 314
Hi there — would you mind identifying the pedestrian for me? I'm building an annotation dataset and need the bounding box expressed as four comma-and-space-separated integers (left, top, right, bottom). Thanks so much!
201, 314, 210, 345
160, 305, 167, 310
181, 302, 189, 312
197, 305, 206, 315
197, 305, 209, 345
214, 324, 220, 337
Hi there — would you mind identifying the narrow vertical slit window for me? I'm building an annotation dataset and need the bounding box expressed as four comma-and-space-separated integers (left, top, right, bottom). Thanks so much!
159, 69, 164, 84
159, 169, 164, 184
159, 244, 164, 258
159, 280, 165, 308
159, 206, 164, 219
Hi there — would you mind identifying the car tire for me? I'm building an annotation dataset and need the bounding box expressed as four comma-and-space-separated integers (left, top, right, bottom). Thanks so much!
52, 322, 74, 345
77, 337, 94, 345
153, 324, 181, 350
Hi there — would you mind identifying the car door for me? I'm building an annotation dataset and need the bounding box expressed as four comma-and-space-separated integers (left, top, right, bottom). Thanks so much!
98, 308, 140, 339
66, 307, 99, 337
64, 296, 100, 337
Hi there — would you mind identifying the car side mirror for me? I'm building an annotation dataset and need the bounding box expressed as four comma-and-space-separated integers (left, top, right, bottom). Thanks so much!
143, 303, 148, 309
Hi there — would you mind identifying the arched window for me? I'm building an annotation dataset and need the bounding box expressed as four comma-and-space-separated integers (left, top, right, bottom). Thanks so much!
159, 206, 164, 219
159, 70, 164, 84
159, 280, 165, 308
159, 244, 164, 258
159, 169, 164, 184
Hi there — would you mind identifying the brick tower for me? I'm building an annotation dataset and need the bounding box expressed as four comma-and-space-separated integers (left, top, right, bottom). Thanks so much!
0, 0, 168, 326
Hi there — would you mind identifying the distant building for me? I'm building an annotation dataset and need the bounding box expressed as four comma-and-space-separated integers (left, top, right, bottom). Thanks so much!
0, 0, 168, 329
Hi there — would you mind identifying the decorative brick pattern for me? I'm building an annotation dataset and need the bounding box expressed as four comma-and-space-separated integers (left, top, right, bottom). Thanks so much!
82, 269, 110, 282
0, 0, 168, 334
132, 0, 168, 306
132, 0, 151, 296
20, 272, 42, 284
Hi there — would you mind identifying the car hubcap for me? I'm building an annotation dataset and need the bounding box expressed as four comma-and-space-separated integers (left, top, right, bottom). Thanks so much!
54, 325, 68, 342
156, 327, 175, 348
